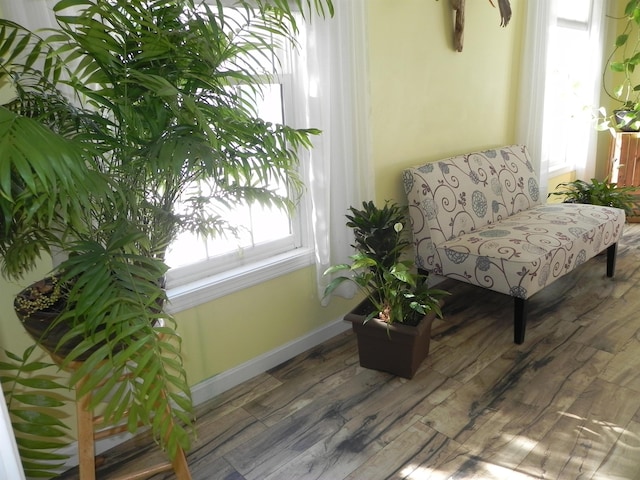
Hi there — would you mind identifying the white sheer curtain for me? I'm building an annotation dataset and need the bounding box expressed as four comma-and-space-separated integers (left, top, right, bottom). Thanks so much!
517, 0, 607, 196
576, 0, 607, 180
516, 1, 556, 199
2, 0, 58, 29
292, 0, 372, 304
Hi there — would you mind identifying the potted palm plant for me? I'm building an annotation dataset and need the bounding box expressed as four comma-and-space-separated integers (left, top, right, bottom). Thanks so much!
324, 201, 448, 379
0, 0, 333, 476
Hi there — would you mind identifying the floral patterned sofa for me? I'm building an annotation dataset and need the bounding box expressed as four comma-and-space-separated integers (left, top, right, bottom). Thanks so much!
403, 144, 626, 344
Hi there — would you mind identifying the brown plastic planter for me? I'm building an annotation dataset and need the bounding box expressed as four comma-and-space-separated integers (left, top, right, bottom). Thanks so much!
344, 299, 436, 379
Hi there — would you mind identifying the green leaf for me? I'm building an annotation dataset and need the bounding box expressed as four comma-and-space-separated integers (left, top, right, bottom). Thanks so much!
12, 422, 68, 437
616, 33, 629, 47
15, 437, 68, 450
11, 393, 66, 408
12, 377, 67, 390
322, 276, 351, 297
323, 263, 351, 275
611, 61, 625, 73
11, 409, 69, 428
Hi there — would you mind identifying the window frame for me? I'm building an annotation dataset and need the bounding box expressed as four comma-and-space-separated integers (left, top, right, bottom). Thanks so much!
165, 4, 314, 312
541, 0, 605, 179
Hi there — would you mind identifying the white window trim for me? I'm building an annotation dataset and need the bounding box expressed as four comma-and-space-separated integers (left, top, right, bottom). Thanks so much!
166, 0, 371, 312
165, 6, 314, 310
166, 201, 314, 313
548, 163, 575, 178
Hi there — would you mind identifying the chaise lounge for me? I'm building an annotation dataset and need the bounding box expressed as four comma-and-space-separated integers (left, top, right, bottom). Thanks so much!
403, 144, 626, 344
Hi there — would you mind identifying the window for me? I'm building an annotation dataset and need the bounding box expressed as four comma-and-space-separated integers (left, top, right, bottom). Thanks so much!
165, 83, 300, 273
165, 6, 313, 311
542, 0, 604, 175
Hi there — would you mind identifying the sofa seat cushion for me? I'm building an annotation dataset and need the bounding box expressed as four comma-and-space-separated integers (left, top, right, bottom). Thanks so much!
431, 203, 625, 299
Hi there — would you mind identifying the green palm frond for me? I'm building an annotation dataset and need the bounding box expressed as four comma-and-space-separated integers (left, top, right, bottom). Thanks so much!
0, 346, 71, 478
0, 107, 108, 278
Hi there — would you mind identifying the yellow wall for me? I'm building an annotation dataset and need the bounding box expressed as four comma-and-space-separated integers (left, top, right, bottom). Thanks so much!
547, 171, 577, 203
175, 0, 528, 386
0, 0, 529, 392
369, 0, 525, 203
1, 0, 614, 426
176, 267, 353, 383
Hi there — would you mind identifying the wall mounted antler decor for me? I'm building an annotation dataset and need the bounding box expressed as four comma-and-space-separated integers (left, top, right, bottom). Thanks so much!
450, 0, 512, 52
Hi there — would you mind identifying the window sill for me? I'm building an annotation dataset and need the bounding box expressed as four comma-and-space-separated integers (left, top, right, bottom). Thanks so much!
548, 164, 575, 178
165, 247, 315, 313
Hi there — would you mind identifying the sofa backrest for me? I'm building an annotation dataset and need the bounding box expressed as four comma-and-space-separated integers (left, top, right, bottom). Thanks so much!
403, 145, 541, 271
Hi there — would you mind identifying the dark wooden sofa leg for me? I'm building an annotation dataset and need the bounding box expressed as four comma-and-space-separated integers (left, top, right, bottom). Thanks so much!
514, 297, 527, 344
607, 242, 618, 278
511, 243, 617, 345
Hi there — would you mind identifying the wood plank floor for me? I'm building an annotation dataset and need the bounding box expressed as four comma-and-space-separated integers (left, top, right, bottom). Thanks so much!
56, 224, 640, 479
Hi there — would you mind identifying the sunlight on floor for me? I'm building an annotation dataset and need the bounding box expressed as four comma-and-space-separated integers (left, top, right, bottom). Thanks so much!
401, 462, 536, 480
396, 423, 640, 480
500, 433, 538, 452
400, 465, 447, 480
484, 462, 539, 480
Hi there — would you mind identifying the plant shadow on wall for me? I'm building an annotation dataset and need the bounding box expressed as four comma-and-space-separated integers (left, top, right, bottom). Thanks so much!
324, 201, 448, 379
597, 0, 640, 132
0, 0, 333, 477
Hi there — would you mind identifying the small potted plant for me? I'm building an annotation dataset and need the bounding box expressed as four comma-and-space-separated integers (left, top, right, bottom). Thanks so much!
598, 0, 640, 132
547, 177, 636, 215
324, 201, 448, 379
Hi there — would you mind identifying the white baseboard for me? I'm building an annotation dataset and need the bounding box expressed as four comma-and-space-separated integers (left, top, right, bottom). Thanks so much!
190, 316, 351, 406
54, 316, 351, 474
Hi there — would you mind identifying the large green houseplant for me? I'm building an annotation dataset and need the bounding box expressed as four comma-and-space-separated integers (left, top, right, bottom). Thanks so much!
0, 0, 333, 476
548, 178, 636, 215
325, 201, 446, 326
324, 201, 447, 378
598, 0, 640, 132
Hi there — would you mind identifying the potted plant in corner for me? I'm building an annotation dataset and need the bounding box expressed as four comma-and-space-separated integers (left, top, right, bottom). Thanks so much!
548, 177, 636, 215
597, 0, 640, 132
324, 201, 448, 379
0, 0, 333, 476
